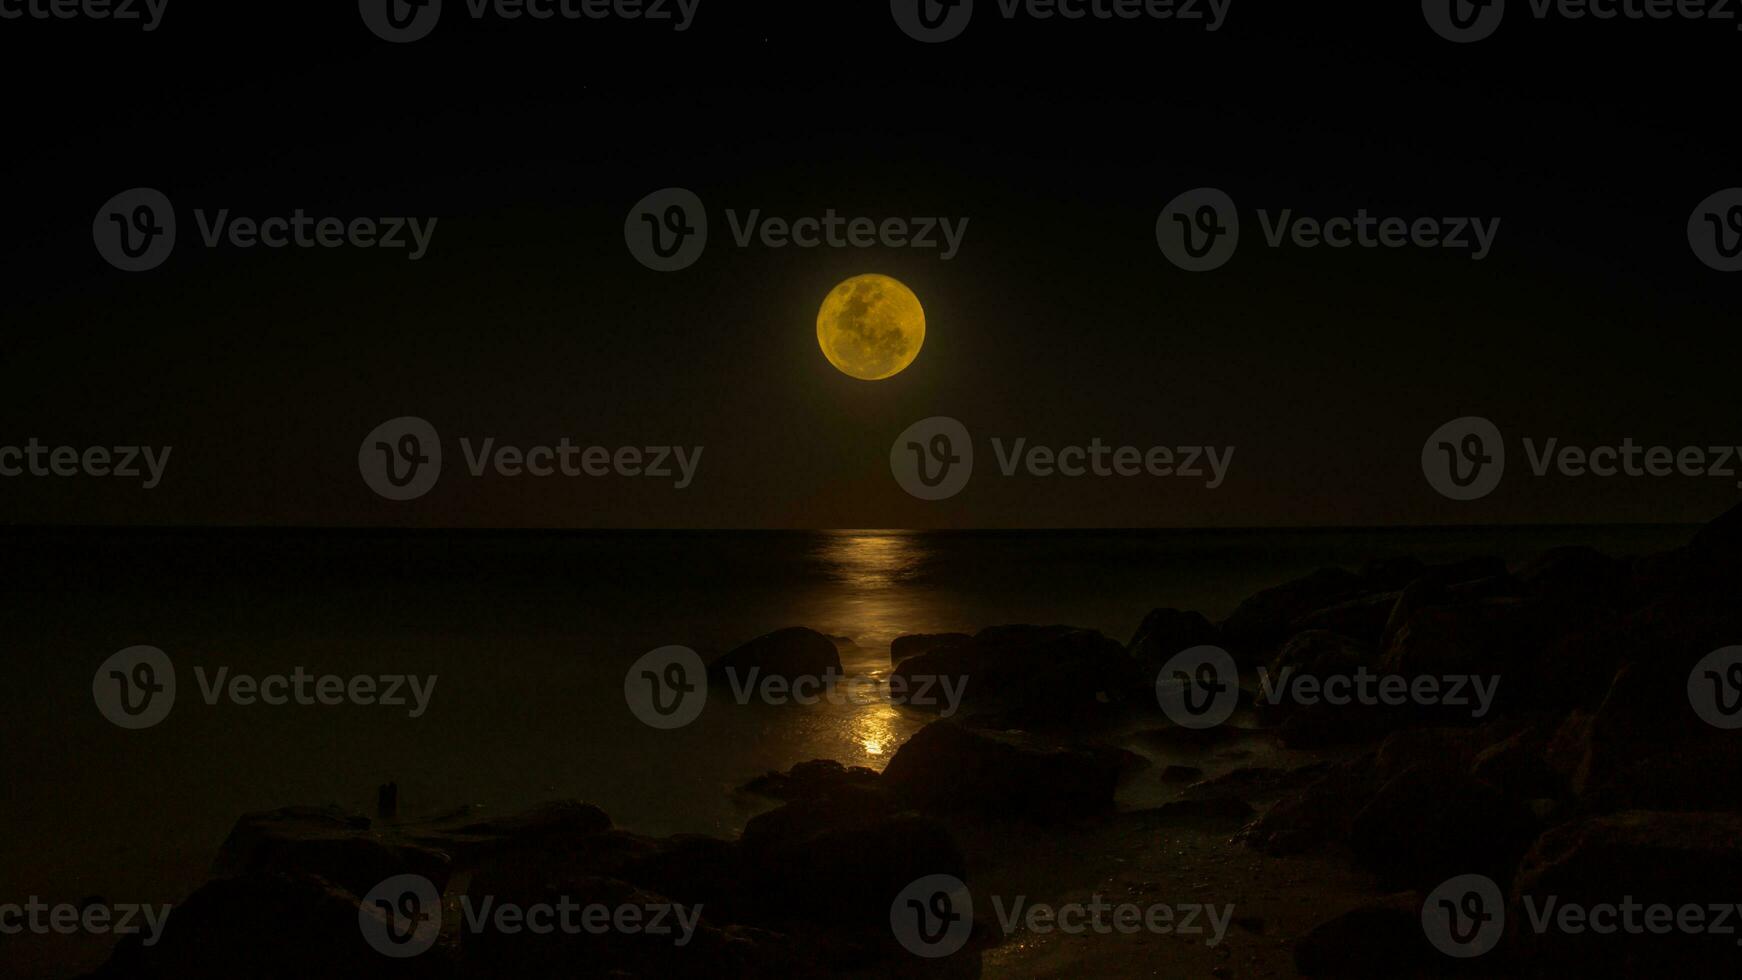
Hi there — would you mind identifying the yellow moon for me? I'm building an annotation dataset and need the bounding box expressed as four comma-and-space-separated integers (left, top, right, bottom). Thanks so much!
816, 274, 925, 381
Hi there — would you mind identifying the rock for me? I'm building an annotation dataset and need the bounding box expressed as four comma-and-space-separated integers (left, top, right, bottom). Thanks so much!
708, 627, 843, 682
1132, 797, 1255, 823
1160, 764, 1204, 782
1377, 595, 1561, 700
1293, 891, 1433, 976
1471, 719, 1565, 802
1287, 593, 1400, 647
740, 798, 965, 931
1268, 629, 1374, 678
458, 870, 783, 979
1358, 556, 1427, 591
1126, 608, 1221, 666
408, 800, 613, 868
1219, 567, 1367, 663
212, 806, 452, 898
1246, 754, 1377, 856
1514, 545, 1628, 606
95, 872, 428, 980
891, 632, 969, 665
739, 759, 882, 802
1508, 810, 1742, 974
1349, 765, 1537, 889
1184, 764, 1330, 802
881, 721, 1122, 821
890, 624, 1136, 725
1688, 499, 1742, 566
1578, 735, 1742, 815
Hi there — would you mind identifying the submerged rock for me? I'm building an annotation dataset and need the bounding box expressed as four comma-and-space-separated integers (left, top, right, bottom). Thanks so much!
881, 720, 1123, 821
890, 632, 970, 665
708, 627, 843, 682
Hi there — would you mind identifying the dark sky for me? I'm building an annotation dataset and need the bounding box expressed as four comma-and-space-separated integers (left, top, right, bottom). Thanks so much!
2, 1, 1737, 529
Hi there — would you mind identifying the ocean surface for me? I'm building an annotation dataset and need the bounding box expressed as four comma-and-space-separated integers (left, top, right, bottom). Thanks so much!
0, 524, 1695, 925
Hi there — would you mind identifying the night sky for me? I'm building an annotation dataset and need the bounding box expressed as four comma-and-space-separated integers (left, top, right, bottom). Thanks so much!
2, 2, 1736, 529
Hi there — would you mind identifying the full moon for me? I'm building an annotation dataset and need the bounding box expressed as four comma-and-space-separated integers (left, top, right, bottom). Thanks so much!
816, 274, 925, 381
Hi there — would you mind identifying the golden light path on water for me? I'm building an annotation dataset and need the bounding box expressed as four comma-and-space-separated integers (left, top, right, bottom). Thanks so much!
813, 531, 934, 760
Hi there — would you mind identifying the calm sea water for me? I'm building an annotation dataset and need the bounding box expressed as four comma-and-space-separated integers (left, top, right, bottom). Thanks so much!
0, 524, 1694, 917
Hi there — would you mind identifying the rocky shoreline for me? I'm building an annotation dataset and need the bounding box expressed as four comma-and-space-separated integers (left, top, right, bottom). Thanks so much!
90, 507, 1742, 977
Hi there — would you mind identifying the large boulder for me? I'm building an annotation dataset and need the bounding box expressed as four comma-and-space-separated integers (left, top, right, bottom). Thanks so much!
212, 806, 452, 898
1348, 765, 1537, 889
891, 632, 970, 665
890, 624, 1135, 725
1507, 811, 1742, 974
94, 872, 433, 980
708, 627, 842, 682
739, 759, 881, 802
1219, 567, 1367, 663
1126, 608, 1221, 667
1293, 891, 1434, 976
881, 721, 1123, 822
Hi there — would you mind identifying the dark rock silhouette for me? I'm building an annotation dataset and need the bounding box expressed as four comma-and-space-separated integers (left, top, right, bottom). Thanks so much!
707, 626, 843, 681
890, 632, 969, 665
